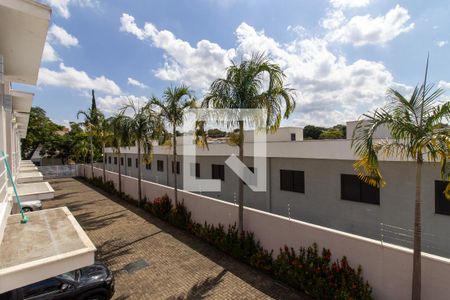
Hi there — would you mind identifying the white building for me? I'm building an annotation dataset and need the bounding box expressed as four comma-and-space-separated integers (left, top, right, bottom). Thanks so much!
104, 124, 450, 257
0, 0, 95, 294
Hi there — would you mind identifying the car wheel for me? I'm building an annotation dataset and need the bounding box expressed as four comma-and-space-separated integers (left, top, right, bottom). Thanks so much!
84, 295, 106, 300
22, 207, 32, 212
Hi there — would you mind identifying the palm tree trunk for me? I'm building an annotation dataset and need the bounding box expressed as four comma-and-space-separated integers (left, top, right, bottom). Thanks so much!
173, 126, 178, 204
89, 134, 94, 178
102, 142, 106, 183
238, 120, 244, 234
412, 157, 423, 300
118, 152, 122, 194
137, 142, 142, 207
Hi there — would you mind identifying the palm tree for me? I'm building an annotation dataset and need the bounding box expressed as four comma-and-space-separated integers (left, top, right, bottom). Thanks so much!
97, 114, 111, 183
108, 114, 127, 194
77, 89, 101, 178
202, 52, 296, 233
151, 85, 196, 204
119, 100, 165, 207
352, 57, 450, 300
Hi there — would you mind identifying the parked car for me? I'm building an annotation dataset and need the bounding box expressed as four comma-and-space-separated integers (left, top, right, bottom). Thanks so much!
0, 263, 114, 300
11, 200, 42, 214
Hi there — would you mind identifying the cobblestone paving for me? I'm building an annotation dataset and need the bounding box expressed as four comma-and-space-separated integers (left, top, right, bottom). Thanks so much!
44, 178, 309, 300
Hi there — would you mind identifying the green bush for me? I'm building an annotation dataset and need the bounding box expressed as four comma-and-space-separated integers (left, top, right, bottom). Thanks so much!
169, 200, 192, 230
151, 194, 172, 220
273, 244, 372, 299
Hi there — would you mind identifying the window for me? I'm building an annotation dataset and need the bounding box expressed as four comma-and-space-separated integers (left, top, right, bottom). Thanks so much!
23, 278, 62, 298
212, 164, 225, 181
171, 161, 180, 174
341, 174, 379, 205
120, 157, 124, 166
145, 163, 151, 170
291, 133, 296, 141
190, 163, 200, 178
157, 160, 164, 172
114, 157, 117, 165
127, 158, 132, 167
435, 180, 450, 215
135, 158, 139, 168
280, 169, 304, 193
108, 156, 111, 164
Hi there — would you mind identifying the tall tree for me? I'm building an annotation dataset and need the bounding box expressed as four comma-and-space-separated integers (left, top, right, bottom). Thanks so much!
108, 114, 128, 194
77, 89, 102, 178
120, 100, 165, 207
151, 85, 196, 204
203, 52, 296, 233
352, 57, 450, 300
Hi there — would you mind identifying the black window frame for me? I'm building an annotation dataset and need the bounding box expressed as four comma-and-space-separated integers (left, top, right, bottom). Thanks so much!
135, 158, 139, 168
435, 180, 450, 215
120, 157, 124, 166
290, 133, 296, 141
157, 160, 164, 172
340, 174, 380, 205
145, 162, 151, 170
114, 157, 117, 165
108, 156, 111, 164
212, 164, 225, 181
190, 163, 200, 178
280, 169, 304, 193
127, 157, 132, 167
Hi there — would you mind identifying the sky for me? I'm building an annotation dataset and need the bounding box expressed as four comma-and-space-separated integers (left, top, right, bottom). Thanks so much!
15, 0, 450, 128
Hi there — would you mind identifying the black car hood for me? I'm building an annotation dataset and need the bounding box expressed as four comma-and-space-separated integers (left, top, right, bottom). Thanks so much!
78, 263, 110, 285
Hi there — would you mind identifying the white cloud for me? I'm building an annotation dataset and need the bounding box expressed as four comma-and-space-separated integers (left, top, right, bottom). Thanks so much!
48, 24, 79, 47
437, 40, 448, 47
120, 13, 236, 90
120, 14, 406, 126
326, 5, 414, 46
38, 63, 122, 95
330, 0, 371, 9
97, 95, 148, 113
42, 42, 60, 62
127, 77, 148, 89
438, 81, 450, 89
44, 0, 98, 19
321, 10, 346, 30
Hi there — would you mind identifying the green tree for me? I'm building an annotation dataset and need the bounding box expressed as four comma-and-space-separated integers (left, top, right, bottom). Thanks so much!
151, 85, 196, 204
303, 125, 325, 139
107, 114, 128, 194
203, 53, 296, 233
77, 90, 102, 177
120, 100, 165, 207
352, 58, 450, 300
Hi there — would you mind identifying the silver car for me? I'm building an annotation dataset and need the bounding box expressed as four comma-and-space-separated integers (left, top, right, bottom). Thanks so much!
13, 200, 42, 213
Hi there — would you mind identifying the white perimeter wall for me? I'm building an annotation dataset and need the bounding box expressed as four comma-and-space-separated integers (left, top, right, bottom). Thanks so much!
81, 165, 450, 300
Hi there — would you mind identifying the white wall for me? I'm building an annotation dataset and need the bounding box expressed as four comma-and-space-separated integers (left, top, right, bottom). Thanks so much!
82, 165, 450, 300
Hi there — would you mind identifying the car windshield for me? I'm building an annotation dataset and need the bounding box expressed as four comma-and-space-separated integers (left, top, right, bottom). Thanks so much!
59, 270, 81, 282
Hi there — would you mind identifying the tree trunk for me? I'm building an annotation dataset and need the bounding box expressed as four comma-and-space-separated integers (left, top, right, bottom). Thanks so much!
173, 126, 178, 204
118, 152, 122, 194
238, 120, 244, 234
89, 134, 94, 178
137, 142, 142, 207
412, 157, 423, 300
102, 142, 106, 183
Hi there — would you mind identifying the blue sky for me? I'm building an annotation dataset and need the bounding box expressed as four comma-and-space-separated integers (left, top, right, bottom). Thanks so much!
16, 0, 450, 127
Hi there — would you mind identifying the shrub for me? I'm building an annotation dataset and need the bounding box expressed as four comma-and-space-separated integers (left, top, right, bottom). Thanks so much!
151, 194, 172, 220
272, 244, 372, 299
169, 200, 192, 230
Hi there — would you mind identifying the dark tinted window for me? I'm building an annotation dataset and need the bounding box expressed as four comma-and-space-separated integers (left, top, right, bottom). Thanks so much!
127, 158, 132, 167
172, 161, 180, 174
280, 170, 304, 193
190, 163, 200, 178
145, 163, 151, 170
108, 156, 111, 164
157, 160, 164, 172
341, 174, 380, 205
135, 159, 139, 168
291, 133, 296, 141
120, 157, 124, 165
435, 180, 450, 215
114, 157, 117, 165
212, 164, 225, 181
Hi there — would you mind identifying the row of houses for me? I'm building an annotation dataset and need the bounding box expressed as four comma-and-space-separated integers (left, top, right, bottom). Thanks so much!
104, 125, 450, 257
0, 0, 95, 294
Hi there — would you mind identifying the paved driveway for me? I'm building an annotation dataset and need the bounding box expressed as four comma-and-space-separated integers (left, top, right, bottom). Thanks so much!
44, 178, 308, 300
